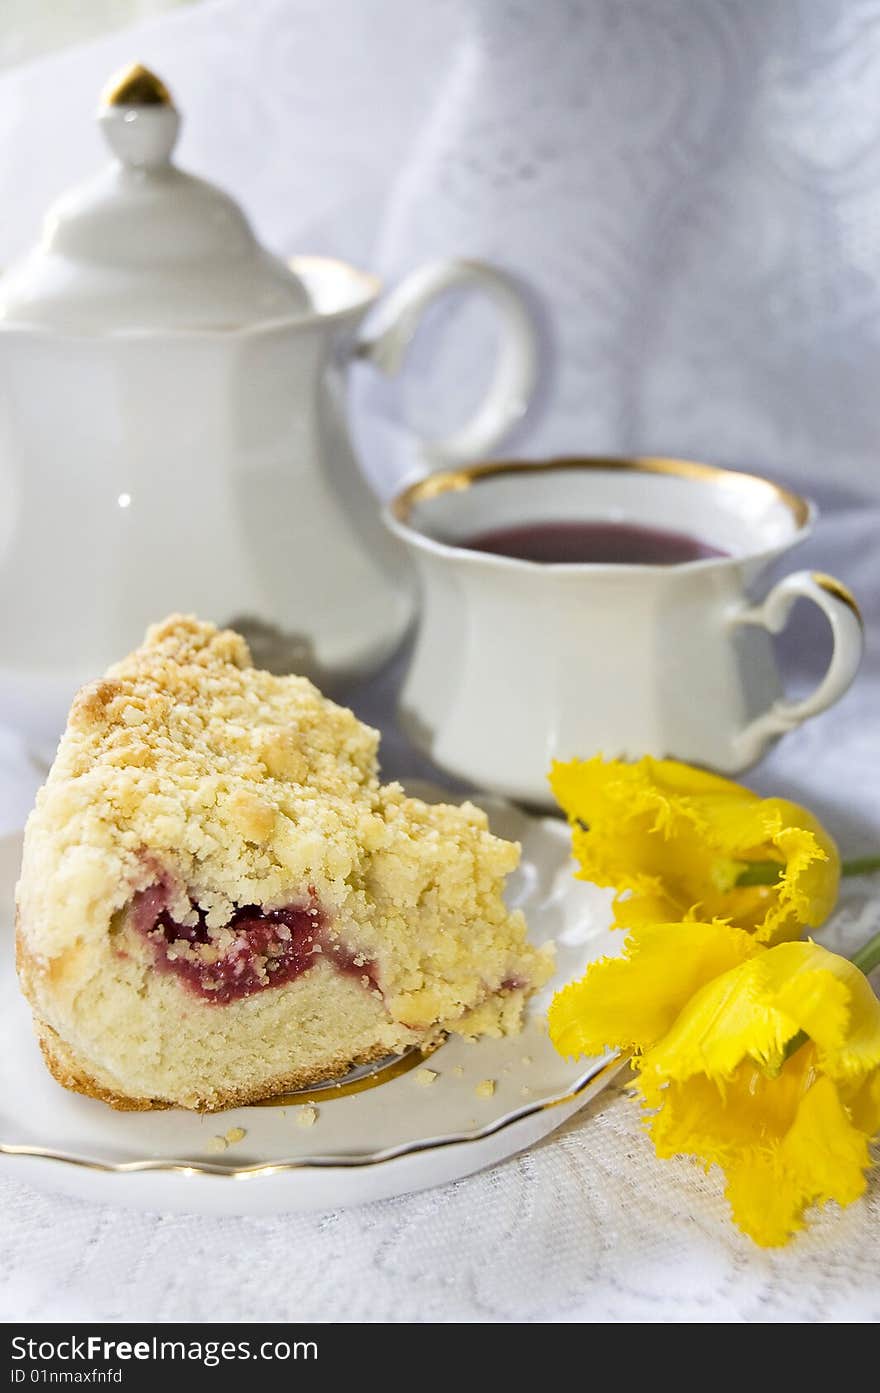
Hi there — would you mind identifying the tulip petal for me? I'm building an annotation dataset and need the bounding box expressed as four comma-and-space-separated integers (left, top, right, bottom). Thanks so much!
762, 942, 880, 1078
726, 1076, 875, 1248
758, 808, 839, 941
646, 1073, 756, 1161
848, 1070, 880, 1136
639, 958, 805, 1085
724, 1154, 805, 1248
782, 1076, 871, 1210
547, 920, 758, 1058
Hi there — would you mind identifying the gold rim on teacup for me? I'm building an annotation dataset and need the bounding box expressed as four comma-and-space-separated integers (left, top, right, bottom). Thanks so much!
390, 455, 812, 531
389, 459, 863, 620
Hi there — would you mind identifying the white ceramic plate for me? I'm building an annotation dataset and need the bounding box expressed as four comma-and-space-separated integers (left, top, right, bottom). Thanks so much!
0, 791, 622, 1214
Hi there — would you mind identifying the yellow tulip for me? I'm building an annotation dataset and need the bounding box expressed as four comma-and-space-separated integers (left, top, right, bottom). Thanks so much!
549, 919, 761, 1060
549, 756, 839, 942
550, 923, 880, 1246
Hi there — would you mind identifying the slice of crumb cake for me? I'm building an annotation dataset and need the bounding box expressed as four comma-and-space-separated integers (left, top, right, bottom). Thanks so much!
16, 616, 552, 1111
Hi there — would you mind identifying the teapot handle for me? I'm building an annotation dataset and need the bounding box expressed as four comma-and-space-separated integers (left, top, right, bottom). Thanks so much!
354, 258, 538, 465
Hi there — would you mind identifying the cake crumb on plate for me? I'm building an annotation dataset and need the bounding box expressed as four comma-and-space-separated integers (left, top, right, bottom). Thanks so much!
296, 1105, 318, 1127
475, 1079, 496, 1099
206, 1135, 228, 1153
225, 1126, 246, 1144
414, 1068, 438, 1087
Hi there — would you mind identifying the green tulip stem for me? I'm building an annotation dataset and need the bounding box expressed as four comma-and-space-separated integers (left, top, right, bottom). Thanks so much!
841, 856, 880, 878
852, 929, 880, 978
736, 854, 880, 889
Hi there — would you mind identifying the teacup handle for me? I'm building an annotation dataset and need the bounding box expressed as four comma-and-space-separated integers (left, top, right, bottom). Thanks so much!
354, 258, 538, 465
730, 570, 863, 764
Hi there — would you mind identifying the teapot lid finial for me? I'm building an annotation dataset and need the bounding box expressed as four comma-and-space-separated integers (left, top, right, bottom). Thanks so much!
0, 66, 312, 332
99, 63, 181, 171
102, 63, 173, 108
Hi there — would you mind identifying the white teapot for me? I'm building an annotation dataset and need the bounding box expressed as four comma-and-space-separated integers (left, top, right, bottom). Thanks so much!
0, 65, 537, 745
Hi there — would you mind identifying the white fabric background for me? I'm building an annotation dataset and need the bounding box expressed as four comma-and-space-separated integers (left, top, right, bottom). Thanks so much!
0, 0, 878, 1322
3, 0, 880, 497
0, 0, 197, 70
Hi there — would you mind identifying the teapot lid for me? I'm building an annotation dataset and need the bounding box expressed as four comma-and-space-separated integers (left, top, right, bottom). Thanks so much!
0, 64, 312, 333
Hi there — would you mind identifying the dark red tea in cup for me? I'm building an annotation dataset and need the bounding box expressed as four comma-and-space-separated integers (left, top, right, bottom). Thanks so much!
458, 519, 727, 565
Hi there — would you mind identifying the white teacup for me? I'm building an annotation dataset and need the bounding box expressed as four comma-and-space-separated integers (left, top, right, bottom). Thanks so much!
385, 457, 863, 808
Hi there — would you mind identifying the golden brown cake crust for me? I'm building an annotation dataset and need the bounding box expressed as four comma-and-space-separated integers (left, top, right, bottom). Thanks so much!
33, 1017, 396, 1114
35, 1021, 165, 1112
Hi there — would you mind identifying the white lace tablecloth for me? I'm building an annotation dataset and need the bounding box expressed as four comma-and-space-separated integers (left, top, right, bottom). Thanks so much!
0, 0, 879, 1324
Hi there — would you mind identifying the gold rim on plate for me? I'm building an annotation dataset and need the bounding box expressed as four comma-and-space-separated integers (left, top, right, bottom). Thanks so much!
0, 1054, 626, 1179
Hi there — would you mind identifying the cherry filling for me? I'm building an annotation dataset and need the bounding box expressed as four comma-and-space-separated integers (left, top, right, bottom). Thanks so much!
130, 888, 377, 1004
